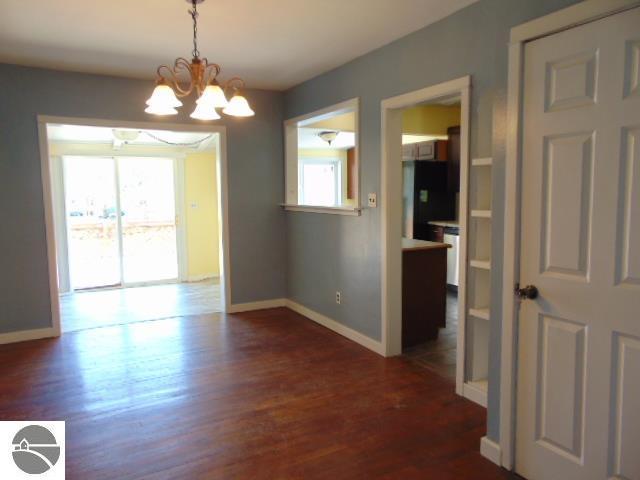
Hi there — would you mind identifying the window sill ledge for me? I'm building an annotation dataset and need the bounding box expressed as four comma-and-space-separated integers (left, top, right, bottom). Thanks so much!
281, 204, 362, 216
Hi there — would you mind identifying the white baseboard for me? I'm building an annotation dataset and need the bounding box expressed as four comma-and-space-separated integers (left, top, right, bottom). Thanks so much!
0, 327, 59, 345
285, 299, 385, 356
227, 298, 286, 313
462, 381, 488, 408
186, 274, 219, 282
480, 436, 502, 466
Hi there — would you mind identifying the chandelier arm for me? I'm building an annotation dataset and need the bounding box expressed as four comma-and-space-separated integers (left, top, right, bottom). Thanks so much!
156, 64, 192, 97
172, 58, 196, 96
223, 77, 246, 94
202, 61, 221, 85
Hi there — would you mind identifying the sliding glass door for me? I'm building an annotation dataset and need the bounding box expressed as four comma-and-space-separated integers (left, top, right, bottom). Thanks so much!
64, 156, 179, 290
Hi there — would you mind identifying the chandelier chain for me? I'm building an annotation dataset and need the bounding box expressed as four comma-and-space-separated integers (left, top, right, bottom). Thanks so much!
143, 131, 213, 147
190, 0, 200, 59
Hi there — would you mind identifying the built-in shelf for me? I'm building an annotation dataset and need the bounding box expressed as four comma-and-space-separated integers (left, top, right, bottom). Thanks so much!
463, 156, 492, 409
472, 158, 493, 167
471, 209, 492, 219
469, 308, 490, 321
470, 259, 491, 270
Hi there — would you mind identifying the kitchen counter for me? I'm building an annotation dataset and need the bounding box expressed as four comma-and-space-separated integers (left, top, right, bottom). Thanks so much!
427, 220, 459, 228
402, 238, 451, 251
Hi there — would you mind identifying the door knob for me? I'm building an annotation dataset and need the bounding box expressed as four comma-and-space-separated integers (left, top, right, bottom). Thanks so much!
515, 283, 538, 300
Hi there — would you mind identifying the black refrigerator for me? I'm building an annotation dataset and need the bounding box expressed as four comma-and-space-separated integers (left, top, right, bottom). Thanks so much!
402, 160, 455, 240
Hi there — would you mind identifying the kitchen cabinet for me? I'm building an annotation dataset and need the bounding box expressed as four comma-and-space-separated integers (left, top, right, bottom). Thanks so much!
401, 140, 448, 161
402, 143, 416, 161
428, 224, 445, 242
447, 126, 461, 192
416, 140, 448, 161
402, 238, 451, 348
346, 147, 357, 200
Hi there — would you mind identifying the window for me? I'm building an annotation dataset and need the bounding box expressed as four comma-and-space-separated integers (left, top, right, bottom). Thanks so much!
284, 98, 360, 214
298, 158, 340, 206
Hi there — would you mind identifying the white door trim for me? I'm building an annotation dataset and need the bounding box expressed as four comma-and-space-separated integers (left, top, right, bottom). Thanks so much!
380, 76, 471, 394
500, 0, 640, 469
36, 116, 232, 340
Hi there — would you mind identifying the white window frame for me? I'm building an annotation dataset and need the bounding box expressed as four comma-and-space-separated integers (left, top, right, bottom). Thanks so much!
298, 157, 342, 207
283, 98, 361, 216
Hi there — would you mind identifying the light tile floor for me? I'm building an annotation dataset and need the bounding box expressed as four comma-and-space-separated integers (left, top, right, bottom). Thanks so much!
60, 279, 221, 332
403, 291, 458, 381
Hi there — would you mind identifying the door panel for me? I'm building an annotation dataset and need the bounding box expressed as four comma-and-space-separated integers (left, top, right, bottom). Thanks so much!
64, 156, 121, 289
537, 315, 586, 461
610, 334, 640, 479
545, 50, 598, 112
118, 157, 178, 284
617, 127, 640, 285
517, 7, 640, 480
541, 133, 593, 278
623, 40, 640, 98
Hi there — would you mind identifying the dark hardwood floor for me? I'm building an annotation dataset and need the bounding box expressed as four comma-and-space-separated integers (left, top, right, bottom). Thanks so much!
0, 308, 518, 479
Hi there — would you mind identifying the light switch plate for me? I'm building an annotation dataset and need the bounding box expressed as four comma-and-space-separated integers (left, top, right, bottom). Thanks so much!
368, 193, 377, 208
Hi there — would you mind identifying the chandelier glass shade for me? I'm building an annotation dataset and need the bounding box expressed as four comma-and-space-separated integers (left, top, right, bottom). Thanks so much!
145, 0, 254, 120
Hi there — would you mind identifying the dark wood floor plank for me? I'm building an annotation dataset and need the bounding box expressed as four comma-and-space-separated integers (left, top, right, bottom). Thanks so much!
0, 307, 518, 479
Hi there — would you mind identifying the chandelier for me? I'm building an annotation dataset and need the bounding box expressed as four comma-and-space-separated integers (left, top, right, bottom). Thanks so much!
145, 0, 254, 120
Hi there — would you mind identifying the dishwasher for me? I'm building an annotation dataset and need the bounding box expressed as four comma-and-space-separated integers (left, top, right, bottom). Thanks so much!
444, 227, 459, 288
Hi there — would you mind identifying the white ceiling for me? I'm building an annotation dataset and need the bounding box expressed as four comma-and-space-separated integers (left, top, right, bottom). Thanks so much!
0, 0, 478, 90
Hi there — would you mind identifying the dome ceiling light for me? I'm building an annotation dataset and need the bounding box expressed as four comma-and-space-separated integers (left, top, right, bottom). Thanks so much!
318, 131, 339, 146
145, 0, 255, 120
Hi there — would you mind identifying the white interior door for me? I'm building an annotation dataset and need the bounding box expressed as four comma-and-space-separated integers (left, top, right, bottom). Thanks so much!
516, 7, 640, 480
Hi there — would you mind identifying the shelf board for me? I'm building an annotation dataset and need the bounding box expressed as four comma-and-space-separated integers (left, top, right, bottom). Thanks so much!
470, 259, 491, 270
472, 158, 493, 167
469, 308, 490, 321
471, 209, 492, 219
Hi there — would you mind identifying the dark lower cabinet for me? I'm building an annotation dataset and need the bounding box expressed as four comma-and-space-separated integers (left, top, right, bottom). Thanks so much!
402, 246, 448, 348
429, 225, 445, 242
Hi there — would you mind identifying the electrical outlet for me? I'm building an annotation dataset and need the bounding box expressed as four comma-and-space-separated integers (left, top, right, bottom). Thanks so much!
335, 291, 341, 304
368, 193, 377, 208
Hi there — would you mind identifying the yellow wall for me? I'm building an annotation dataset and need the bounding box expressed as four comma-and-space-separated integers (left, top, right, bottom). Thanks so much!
305, 111, 356, 132
402, 104, 461, 135
184, 151, 219, 280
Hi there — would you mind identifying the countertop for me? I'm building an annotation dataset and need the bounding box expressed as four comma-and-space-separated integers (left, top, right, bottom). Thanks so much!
402, 238, 451, 252
427, 220, 459, 228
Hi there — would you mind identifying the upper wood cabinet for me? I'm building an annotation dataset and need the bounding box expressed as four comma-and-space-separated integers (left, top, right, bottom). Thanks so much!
403, 140, 448, 162
447, 126, 461, 192
347, 147, 357, 200
402, 143, 416, 161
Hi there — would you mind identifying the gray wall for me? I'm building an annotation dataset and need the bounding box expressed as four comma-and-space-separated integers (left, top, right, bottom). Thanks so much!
283, 0, 581, 442
0, 63, 287, 334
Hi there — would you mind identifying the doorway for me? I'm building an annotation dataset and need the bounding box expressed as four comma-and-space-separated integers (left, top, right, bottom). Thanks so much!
399, 99, 462, 382
380, 76, 477, 402
39, 118, 231, 333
